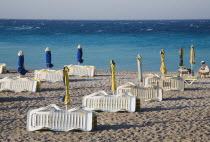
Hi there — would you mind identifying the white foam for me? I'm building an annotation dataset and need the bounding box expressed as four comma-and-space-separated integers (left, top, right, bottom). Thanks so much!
146, 29, 153, 31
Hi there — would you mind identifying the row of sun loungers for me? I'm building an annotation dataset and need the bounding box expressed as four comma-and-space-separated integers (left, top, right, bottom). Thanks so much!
33, 65, 96, 82
0, 64, 199, 132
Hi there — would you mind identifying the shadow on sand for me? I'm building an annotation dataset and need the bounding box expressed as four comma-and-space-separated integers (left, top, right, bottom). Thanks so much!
141, 105, 205, 112
0, 96, 45, 102
164, 96, 205, 101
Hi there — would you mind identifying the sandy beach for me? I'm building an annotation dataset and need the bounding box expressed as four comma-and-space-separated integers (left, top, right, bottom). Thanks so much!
0, 71, 209, 142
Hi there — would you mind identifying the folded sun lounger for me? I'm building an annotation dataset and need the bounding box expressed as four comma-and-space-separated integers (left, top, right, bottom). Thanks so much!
178, 68, 189, 77
34, 69, 63, 82
0, 63, 6, 74
82, 91, 140, 112
0, 77, 41, 92
145, 74, 184, 91
66, 65, 95, 77
117, 82, 162, 102
27, 104, 97, 132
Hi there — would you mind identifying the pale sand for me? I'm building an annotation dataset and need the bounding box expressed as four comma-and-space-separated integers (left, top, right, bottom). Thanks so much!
0, 71, 209, 142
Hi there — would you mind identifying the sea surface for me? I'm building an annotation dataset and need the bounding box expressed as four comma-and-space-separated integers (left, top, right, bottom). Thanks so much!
0, 19, 210, 72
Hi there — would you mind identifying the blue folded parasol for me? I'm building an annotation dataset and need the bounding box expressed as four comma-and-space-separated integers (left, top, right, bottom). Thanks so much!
45, 47, 54, 68
18, 51, 28, 75
77, 44, 84, 64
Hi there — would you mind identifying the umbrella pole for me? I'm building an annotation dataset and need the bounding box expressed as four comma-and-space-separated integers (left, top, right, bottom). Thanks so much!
140, 81, 143, 87
65, 104, 68, 110
191, 64, 193, 76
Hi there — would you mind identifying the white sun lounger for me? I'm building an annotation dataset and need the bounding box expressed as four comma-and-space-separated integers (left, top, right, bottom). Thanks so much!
145, 74, 184, 91
178, 68, 189, 77
0, 63, 6, 74
117, 82, 162, 102
82, 91, 140, 112
0, 77, 41, 92
144, 74, 160, 86
66, 65, 95, 77
182, 76, 198, 85
27, 104, 97, 132
34, 69, 63, 82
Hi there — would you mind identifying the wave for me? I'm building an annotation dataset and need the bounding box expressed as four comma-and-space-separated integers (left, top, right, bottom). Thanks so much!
146, 28, 153, 31
189, 24, 194, 27
8, 25, 33, 30
96, 30, 103, 32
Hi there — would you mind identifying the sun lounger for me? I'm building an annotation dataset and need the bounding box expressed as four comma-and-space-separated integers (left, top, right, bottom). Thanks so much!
0, 77, 41, 92
66, 65, 95, 77
144, 74, 160, 86
178, 68, 189, 76
27, 104, 97, 132
34, 69, 63, 82
82, 91, 140, 112
182, 76, 198, 85
0, 63, 6, 74
145, 74, 184, 91
117, 82, 162, 102
160, 76, 185, 91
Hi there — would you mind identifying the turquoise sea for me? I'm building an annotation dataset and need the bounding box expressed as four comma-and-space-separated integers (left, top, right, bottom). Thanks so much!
0, 19, 210, 71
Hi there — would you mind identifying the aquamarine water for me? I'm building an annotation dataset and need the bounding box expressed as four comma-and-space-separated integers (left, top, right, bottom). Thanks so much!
0, 19, 210, 71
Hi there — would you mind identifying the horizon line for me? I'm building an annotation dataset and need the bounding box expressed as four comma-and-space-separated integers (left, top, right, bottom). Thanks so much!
0, 18, 210, 21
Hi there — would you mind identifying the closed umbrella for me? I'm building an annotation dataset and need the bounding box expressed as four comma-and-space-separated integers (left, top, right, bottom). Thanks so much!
110, 60, 116, 94
179, 47, 184, 67
160, 49, 167, 74
63, 66, 70, 109
77, 44, 84, 65
45, 47, 54, 69
190, 45, 195, 76
18, 51, 28, 77
137, 54, 143, 83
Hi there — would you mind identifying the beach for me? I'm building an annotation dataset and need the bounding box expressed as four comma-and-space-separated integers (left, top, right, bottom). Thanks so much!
0, 71, 209, 142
